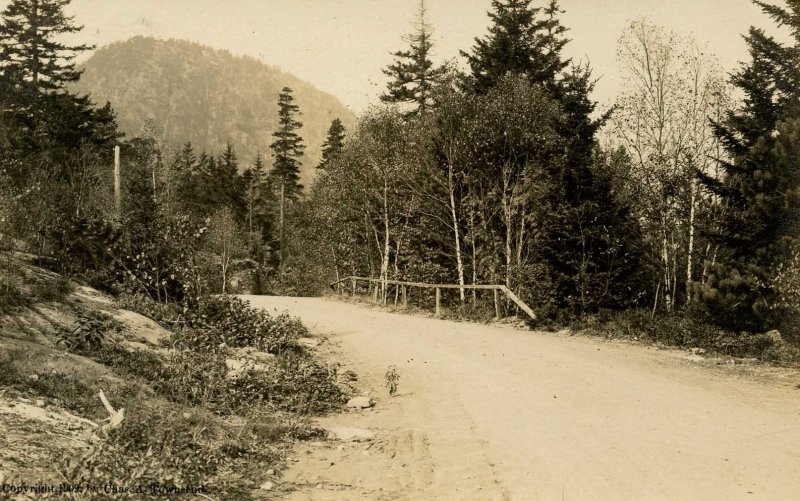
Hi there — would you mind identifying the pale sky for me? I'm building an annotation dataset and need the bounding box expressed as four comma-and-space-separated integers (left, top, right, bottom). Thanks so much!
0, 0, 789, 112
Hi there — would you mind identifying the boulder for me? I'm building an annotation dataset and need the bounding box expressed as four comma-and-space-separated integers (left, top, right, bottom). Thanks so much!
225, 358, 272, 378
259, 481, 274, 491
346, 396, 374, 409
250, 351, 277, 364
766, 330, 784, 346
225, 359, 245, 371
328, 427, 374, 442
225, 358, 249, 379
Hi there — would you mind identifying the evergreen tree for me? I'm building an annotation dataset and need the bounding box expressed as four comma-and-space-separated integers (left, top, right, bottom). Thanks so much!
381, 0, 448, 114
243, 151, 272, 237
0, 0, 92, 93
270, 87, 305, 267
541, 65, 647, 316
318, 118, 346, 170
213, 142, 245, 215
696, 0, 800, 331
462, 0, 645, 316
462, 0, 569, 94
270, 87, 305, 198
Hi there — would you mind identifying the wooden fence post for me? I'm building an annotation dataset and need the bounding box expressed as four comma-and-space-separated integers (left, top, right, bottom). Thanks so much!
373, 284, 379, 302
435, 287, 441, 317
402, 285, 407, 307
351, 277, 357, 296
494, 288, 501, 320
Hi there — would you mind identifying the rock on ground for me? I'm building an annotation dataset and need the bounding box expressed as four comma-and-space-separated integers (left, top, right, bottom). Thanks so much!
328, 427, 374, 442
346, 396, 374, 409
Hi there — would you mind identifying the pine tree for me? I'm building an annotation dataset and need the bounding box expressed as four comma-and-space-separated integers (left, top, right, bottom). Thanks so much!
0, 0, 92, 93
381, 0, 447, 114
270, 87, 305, 267
462, 0, 569, 94
695, 0, 800, 331
318, 118, 346, 170
214, 142, 244, 214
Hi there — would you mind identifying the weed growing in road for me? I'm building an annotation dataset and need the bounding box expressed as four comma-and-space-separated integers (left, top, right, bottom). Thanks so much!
385, 365, 400, 397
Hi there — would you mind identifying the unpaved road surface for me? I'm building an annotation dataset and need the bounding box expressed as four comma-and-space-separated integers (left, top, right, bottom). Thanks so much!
244, 296, 800, 501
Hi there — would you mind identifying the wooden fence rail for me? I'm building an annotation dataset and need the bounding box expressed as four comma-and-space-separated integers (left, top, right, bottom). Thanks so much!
328, 275, 536, 321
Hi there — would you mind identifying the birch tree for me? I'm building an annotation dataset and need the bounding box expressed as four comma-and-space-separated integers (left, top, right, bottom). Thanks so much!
612, 19, 729, 311
207, 207, 245, 294
468, 75, 560, 289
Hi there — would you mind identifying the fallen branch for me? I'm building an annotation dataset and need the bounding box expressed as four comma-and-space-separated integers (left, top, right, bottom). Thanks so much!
61, 410, 99, 429
98, 389, 124, 433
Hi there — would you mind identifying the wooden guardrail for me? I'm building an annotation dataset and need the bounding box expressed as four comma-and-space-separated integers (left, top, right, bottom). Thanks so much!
328, 276, 536, 321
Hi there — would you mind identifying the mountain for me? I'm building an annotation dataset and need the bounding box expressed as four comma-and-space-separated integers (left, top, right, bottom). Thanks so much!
72, 36, 356, 188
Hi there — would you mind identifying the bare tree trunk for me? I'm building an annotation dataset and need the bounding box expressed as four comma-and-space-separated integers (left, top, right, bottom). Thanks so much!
448, 167, 465, 302
686, 179, 697, 304
114, 146, 121, 218
469, 203, 478, 306
381, 179, 391, 304
394, 238, 402, 305
221, 252, 228, 294
661, 221, 673, 312
278, 182, 285, 268
503, 200, 513, 289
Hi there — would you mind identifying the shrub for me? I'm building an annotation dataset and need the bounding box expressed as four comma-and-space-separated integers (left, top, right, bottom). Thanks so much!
56, 311, 122, 352
226, 354, 345, 414
56, 408, 228, 499
90, 343, 168, 382
117, 291, 182, 327
29, 275, 72, 303
580, 309, 781, 359
0, 281, 29, 313
187, 295, 306, 354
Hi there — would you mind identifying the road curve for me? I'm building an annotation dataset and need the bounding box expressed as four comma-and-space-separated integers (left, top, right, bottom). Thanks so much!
244, 295, 800, 501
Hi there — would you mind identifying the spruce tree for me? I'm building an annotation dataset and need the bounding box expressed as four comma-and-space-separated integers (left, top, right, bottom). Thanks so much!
381, 0, 447, 114
270, 87, 305, 267
318, 118, 346, 170
270, 87, 305, 198
462, 0, 645, 315
695, 0, 800, 331
0, 0, 92, 93
462, 0, 568, 94
214, 142, 244, 214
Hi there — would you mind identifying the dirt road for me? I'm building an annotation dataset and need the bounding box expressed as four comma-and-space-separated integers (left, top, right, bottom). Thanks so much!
244, 296, 800, 501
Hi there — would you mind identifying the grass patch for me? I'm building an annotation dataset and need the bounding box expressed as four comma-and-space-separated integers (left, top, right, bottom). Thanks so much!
0, 281, 30, 313
0, 348, 110, 421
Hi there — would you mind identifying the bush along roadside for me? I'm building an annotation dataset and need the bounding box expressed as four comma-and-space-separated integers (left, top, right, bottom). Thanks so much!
12, 294, 349, 499
573, 309, 800, 364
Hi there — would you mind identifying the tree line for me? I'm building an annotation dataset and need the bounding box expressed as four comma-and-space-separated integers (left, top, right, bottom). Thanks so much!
292, 0, 800, 338
0, 0, 310, 304
1, 0, 799, 341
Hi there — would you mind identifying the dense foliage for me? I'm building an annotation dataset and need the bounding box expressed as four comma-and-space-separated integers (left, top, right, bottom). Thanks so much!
694, 1, 800, 337
1, 0, 798, 340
